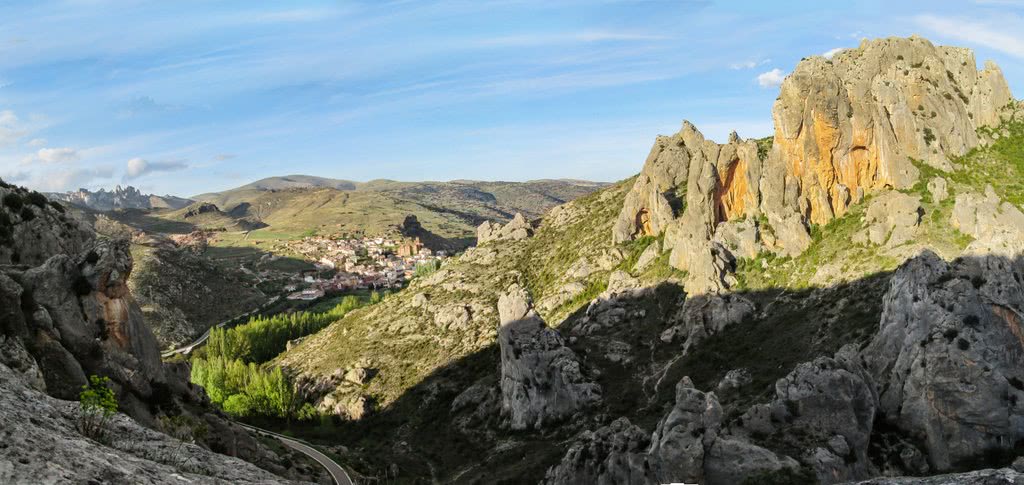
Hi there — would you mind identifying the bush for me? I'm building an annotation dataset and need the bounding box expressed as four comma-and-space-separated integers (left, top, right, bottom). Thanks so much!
26, 191, 48, 208
19, 207, 35, 222
3, 193, 23, 211
79, 375, 118, 440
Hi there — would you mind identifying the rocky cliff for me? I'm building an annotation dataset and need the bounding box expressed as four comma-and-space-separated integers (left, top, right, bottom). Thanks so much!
48, 185, 193, 211
614, 36, 1015, 294
0, 180, 324, 483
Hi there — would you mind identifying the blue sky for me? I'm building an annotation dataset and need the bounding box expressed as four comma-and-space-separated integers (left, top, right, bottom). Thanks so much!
1, 0, 1023, 197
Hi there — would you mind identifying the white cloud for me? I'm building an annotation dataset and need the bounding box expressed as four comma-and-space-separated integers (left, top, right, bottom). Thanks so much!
916, 14, 1024, 59
476, 31, 669, 48
23, 166, 115, 192
822, 47, 845, 59
124, 157, 188, 180
730, 58, 771, 70
36, 147, 80, 163
27, 138, 47, 147
0, 110, 27, 147
757, 68, 786, 88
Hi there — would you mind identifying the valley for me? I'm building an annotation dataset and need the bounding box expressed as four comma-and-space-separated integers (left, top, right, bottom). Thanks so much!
3, 33, 1024, 485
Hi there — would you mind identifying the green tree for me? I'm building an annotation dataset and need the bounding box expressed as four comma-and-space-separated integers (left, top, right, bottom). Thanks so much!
79, 375, 118, 440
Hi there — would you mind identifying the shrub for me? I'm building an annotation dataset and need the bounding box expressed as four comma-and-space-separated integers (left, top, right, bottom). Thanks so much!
19, 207, 35, 222
3, 193, 23, 211
923, 127, 936, 146
26, 191, 48, 208
79, 375, 118, 440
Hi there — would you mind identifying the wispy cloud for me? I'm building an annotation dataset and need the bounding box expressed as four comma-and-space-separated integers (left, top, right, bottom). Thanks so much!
757, 68, 786, 88
36, 147, 80, 163
123, 157, 189, 181
0, 110, 27, 147
730, 58, 770, 70
475, 31, 670, 48
916, 14, 1024, 58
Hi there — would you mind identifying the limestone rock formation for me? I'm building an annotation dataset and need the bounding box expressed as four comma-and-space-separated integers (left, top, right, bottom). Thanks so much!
0, 362, 307, 485
951, 186, 1024, 255
545, 377, 799, 485
848, 468, 1024, 484
497, 284, 600, 430
862, 251, 1024, 471
611, 36, 1013, 295
772, 36, 1011, 224
853, 192, 922, 247
737, 347, 877, 483
477, 213, 534, 244
0, 184, 93, 266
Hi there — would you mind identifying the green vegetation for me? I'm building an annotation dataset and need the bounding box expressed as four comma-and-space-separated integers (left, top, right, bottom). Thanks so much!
205, 295, 366, 364
956, 108, 1024, 207
413, 259, 441, 278
3, 192, 23, 211
755, 136, 774, 161
190, 356, 298, 418
78, 375, 118, 440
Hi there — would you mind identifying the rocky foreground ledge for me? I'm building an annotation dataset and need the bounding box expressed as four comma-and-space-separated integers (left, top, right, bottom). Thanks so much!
0, 362, 309, 484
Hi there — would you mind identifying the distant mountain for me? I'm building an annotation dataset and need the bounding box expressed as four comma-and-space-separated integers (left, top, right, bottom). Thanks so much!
189, 176, 610, 241
47, 185, 193, 211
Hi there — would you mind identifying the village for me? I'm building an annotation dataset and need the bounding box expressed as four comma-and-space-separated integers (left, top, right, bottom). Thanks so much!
276, 234, 448, 301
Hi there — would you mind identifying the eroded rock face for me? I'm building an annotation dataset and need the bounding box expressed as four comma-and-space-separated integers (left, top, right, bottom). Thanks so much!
951, 187, 1024, 256
545, 377, 800, 485
772, 36, 1011, 224
853, 192, 922, 247
497, 284, 600, 430
862, 251, 1024, 471
0, 185, 93, 267
610, 36, 1012, 294
477, 213, 534, 244
0, 363, 304, 485
2, 238, 165, 405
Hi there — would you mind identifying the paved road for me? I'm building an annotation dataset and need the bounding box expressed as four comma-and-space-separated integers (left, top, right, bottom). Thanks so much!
236, 422, 353, 485
160, 296, 281, 359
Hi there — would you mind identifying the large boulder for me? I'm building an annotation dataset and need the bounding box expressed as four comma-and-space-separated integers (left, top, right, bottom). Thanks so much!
477, 213, 534, 245
540, 418, 656, 485
862, 251, 1024, 471
951, 187, 1024, 256
497, 284, 601, 430
853, 192, 923, 247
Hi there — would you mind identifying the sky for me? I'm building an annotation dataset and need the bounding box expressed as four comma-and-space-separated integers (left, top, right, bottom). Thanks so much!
1, 0, 1023, 197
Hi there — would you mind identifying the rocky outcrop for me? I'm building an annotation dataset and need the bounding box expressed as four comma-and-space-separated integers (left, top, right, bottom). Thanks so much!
853, 192, 922, 247
738, 346, 878, 483
545, 378, 799, 485
951, 186, 1024, 255
862, 251, 1024, 471
0, 184, 93, 266
46, 184, 193, 211
663, 293, 755, 354
4, 238, 165, 407
849, 468, 1024, 484
0, 362, 307, 485
771, 36, 1011, 224
497, 284, 600, 430
611, 36, 1012, 294
477, 213, 534, 244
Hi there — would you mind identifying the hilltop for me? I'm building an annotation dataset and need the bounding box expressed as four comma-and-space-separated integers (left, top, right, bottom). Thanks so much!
272, 36, 1024, 484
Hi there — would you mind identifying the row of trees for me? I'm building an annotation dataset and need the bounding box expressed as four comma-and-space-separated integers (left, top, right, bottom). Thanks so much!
189, 356, 313, 418
205, 295, 365, 364
191, 295, 368, 419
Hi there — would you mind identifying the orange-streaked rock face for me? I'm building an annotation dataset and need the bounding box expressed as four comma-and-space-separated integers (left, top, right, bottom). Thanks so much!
715, 156, 750, 223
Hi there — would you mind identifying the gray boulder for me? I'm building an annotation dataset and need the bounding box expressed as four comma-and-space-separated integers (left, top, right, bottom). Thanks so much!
862, 251, 1024, 471
497, 284, 601, 430
951, 187, 1024, 255
477, 213, 534, 244
853, 192, 922, 247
